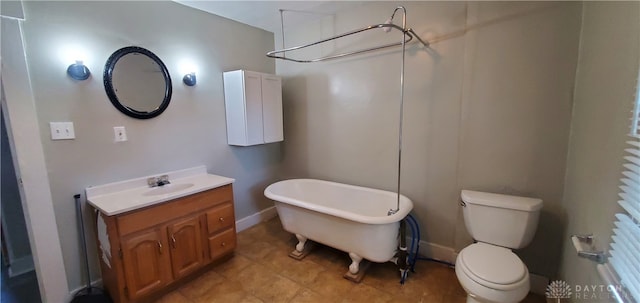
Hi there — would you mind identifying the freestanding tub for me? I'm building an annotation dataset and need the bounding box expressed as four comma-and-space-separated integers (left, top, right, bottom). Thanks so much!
264, 179, 413, 274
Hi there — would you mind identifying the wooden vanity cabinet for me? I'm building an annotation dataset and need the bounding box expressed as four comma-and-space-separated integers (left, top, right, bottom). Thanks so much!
93, 185, 236, 303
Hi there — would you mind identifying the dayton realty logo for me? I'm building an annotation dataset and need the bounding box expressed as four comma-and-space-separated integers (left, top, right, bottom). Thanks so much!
546, 280, 629, 301
546, 280, 572, 302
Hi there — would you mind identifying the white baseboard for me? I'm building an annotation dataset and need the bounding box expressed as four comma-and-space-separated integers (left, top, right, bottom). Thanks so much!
411, 239, 458, 265
235, 206, 277, 232
7, 255, 34, 277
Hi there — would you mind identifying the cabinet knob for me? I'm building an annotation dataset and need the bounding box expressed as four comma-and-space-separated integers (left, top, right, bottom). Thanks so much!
219, 217, 225, 222
221, 242, 226, 247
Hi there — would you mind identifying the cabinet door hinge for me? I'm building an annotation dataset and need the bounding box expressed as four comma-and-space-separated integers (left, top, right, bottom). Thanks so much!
118, 248, 123, 259
124, 286, 128, 299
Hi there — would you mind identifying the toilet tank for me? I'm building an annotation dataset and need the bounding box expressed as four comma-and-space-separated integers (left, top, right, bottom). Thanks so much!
461, 190, 543, 249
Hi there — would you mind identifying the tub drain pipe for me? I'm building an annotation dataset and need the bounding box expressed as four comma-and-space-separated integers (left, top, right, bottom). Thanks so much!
406, 214, 420, 272
398, 219, 409, 284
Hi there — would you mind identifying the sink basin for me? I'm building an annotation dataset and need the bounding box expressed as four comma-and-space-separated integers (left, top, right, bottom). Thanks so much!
143, 183, 194, 196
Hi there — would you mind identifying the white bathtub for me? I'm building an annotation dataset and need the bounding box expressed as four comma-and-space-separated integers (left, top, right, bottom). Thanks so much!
264, 179, 413, 274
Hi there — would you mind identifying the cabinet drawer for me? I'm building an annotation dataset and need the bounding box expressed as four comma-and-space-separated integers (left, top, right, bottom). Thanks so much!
118, 185, 232, 236
208, 229, 236, 260
206, 203, 234, 234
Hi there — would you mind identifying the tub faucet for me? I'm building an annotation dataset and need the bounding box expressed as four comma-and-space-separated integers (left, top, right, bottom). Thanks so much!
147, 175, 171, 187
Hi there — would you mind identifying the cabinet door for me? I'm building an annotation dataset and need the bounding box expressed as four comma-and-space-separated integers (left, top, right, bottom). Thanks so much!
168, 215, 204, 279
243, 71, 264, 145
121, 228, 170, 300
261, 75, 284, 143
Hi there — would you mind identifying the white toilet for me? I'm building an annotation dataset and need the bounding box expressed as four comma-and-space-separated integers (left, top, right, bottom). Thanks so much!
455, 190, 543, 303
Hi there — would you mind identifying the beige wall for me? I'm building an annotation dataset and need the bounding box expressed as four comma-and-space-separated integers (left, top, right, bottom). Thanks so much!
457, 2, 582, 278
559, 1, 640, 293
16, 0, 637, 292
20, 1, 280, 291
276, 1, 582, 279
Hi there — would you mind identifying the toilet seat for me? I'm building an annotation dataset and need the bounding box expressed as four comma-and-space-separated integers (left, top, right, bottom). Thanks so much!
458, 243, 528, 291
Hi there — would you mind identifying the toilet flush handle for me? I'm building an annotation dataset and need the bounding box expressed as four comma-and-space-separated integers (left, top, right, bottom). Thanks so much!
460, 200, 466, 207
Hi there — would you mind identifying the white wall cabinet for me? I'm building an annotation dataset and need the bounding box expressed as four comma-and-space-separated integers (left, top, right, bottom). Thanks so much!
223, 70, 284, 146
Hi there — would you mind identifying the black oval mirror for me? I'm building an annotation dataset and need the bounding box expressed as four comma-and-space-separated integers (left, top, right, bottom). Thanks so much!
103, 46, 172, 119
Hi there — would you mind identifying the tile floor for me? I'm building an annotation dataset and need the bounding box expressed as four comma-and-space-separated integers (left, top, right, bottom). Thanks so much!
157, 217, 545, 303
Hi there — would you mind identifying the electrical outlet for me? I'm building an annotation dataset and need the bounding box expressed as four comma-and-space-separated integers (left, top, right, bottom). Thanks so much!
49, 122, 75, 140
113, 126, 127, 142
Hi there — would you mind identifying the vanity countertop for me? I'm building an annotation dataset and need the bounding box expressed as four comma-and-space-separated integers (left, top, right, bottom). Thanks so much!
86, 166, 234, 216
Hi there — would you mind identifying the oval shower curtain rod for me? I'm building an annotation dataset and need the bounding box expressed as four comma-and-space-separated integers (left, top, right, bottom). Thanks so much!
266, 7, 430, 63
268, 6, 427, 281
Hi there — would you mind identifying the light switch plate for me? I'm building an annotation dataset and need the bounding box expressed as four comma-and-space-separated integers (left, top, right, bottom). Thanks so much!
114, 126, 127, 142
49, 122, 75, 140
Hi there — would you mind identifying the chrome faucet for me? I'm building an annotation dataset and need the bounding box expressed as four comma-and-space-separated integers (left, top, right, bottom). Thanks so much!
147, 174, 171, 187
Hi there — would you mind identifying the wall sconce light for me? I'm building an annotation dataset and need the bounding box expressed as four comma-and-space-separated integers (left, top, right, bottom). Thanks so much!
183, 72, 196, 86
67, 60, 91, 80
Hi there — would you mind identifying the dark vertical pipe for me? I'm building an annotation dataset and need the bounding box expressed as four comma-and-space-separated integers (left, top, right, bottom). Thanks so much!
398, 218, 408, 283
74, 194, 92, 293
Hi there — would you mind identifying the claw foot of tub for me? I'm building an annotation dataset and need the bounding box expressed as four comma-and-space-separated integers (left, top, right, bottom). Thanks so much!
295, 234, 307, 252
344, 254, 370, 283
348, 252, 362, 274
289, 234, 314, 260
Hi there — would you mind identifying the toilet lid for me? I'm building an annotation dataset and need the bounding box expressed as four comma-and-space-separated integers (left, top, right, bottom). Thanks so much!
459, 243, 527, 286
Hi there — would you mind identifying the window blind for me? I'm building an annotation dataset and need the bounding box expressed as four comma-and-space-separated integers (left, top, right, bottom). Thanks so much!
632, 71, 640, 137
633, 108, 640, 137
605, 72, 640, 302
